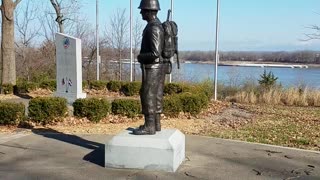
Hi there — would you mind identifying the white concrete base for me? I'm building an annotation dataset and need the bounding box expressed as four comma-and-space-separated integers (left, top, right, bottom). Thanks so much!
54, 92, 86, 104
105, 129, 185, 172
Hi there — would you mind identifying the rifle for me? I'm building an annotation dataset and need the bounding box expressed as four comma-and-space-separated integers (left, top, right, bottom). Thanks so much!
166, 10, 180, 69
175, 36, 180, 69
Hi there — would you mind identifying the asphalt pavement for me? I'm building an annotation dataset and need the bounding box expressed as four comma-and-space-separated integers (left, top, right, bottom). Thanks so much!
0, 131, 319, 180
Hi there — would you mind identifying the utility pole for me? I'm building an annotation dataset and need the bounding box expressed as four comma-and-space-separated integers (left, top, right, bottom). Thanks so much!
214, 0, 220, 101
130, 0, 133, 82
96, 0, 100, 81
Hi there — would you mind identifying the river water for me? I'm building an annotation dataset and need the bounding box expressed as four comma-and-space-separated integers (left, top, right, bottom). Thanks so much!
124, 62, 320, 89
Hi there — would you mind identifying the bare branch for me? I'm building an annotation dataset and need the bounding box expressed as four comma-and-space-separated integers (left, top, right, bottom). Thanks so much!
14, 0, 22, 8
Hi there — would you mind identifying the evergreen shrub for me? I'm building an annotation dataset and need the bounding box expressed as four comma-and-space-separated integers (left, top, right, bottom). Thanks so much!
16, 81, 38, 93
121, 82, 141, 96
73, 98, 111, 123
82, 81, 89, 89
111, 99, 141, 118
0, 84, 14, 94
28, 97, 67, 124
0, 102, 25, 125
89, 80, 107, 90
107, 81, 123, 92
39, 79, 56, 91
163, 95, 182, 117
164, 83, 183, 95
179, 92, 208, 115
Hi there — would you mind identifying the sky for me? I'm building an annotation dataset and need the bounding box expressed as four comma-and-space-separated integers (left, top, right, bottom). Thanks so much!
64, 0, 320, 51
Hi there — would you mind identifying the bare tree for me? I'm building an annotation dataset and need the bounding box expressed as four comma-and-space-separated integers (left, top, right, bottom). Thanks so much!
105, 8, 129, 81
40, 10, 58, 42
0, 0, 22, 87
15, 0, 40, 81
49, 0, 80, 33
304, 25, 320, 41
133, 17, 143, 81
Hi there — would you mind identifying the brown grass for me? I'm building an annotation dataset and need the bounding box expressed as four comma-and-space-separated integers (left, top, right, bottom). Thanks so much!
231, 87, 320, 107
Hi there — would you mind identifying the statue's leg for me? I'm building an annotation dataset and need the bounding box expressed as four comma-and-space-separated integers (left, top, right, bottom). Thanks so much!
155, 113, 161, 131
139, 65, 147, 129
136, 66, 159, 134
155, 64, 166, 131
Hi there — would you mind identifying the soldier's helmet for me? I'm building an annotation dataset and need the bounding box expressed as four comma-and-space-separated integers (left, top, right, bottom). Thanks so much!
138, 0, 161, 11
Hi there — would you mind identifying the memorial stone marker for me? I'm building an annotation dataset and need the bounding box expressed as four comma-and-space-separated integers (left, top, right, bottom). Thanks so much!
54, 33, 86, 103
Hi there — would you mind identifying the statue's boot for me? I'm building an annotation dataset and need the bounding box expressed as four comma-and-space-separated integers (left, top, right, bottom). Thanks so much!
139, 114, 161, 132
155, 113, 161, 131
133, 115, 156, 135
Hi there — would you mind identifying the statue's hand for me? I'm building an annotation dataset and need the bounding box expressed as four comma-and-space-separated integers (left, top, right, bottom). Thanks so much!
137, 54, 143, 63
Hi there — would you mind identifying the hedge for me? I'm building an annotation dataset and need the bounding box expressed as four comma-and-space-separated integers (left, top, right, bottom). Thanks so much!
164, 83, 183, 95
179, 93, 207, 115
0, 84, 14, 94
73, 98, 111, 123
0, 102, 25, 125
107, 81, 123, 92
121, 82, 141, 96
82, 81, 89, 89
16, 81, 38, 93
39, 79, 56, 91
163, 95, 182, 117
89, 80, 108, 90
28, 97, 67, 124
112, 99, 141, 118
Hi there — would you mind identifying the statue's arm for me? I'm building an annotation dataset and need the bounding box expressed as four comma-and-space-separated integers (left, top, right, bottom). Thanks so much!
138, 26, 162, 63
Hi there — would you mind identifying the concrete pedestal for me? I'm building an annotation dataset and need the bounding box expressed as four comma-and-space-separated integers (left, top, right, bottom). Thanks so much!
105, 129, 185, 172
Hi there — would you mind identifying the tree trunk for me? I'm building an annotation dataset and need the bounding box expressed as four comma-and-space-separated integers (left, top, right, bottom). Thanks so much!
1, 0, 18, 85
119, 50, 122, 81
49, 0, 64, 33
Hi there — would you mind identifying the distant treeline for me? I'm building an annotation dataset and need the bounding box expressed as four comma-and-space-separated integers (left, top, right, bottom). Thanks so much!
180, 51, 320, 64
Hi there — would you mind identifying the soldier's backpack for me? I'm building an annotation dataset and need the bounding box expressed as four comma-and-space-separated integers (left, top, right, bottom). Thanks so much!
162, 10, 180, 74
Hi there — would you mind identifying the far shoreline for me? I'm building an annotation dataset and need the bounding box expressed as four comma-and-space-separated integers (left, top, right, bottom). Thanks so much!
184, 60, 320, 68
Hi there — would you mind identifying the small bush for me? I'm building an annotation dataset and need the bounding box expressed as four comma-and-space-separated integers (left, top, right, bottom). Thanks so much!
164, 83, 183, 95
39, 79, 56, 91
258, 70, 278, 89
89, 80, 107, 90
30, 72, 52, 83
0, 84, 14, 94
16, 81, 38, 93
163, 95, 182, 117
73, 98, 111, 123
196, 80, 214, 99
82, 81, 89, 89
0, 102, 25, 125
107, 81, 123, 92
28, 97, 67, 124
112, 99, 141, 118
121, 82, 141, 96
179, 92, 208, 115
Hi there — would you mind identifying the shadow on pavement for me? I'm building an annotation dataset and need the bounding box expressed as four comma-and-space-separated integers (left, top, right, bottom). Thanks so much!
31, 128, 105, 167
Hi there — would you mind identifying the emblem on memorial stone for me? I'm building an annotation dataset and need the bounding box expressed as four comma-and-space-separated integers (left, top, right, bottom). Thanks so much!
63, 37, 70, 49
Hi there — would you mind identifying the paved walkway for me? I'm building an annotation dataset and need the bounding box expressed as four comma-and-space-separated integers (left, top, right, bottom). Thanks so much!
0, 131, 319, 180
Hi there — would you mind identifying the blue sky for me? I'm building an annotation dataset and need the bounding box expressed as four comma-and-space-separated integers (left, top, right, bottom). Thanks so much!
79, 0, 320, 51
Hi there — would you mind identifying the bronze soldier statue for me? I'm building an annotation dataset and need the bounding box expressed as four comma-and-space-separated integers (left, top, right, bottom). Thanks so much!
133, 0, 166, 135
